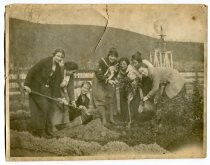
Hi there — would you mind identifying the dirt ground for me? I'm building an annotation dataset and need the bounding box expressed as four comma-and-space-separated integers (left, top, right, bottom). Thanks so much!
9, 87, 204, 157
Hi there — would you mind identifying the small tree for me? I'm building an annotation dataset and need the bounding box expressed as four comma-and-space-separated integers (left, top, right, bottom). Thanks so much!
191, 71, 203, 139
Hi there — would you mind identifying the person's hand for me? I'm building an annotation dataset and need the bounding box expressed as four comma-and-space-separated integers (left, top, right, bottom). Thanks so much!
79, 105, 87, 111
58, 59, 64, 67
60, 80, 68, 88
23, 86, 31, 94
114, 79, 119, 86
143, 96, 149, 102
57, 98, 68, 105
79, 105, 84, 109
131, 79, 138, 87
71, 101, 77, 108
57, 98, 63, 104
108, 79, 116, 86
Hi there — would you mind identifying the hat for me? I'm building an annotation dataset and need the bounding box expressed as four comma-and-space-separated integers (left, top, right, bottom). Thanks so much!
64, 61, 78, 71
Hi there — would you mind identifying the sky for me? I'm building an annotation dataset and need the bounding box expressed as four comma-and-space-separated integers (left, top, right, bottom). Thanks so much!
7, 4, 207, 42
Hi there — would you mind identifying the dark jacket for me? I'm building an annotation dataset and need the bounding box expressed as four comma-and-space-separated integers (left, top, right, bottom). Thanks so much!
95, 57, 118, 83
76, 94, 90, 109
24, 56, 63, 97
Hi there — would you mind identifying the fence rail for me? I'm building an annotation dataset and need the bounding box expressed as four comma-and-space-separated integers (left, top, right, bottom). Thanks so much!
8, 70, 204, 96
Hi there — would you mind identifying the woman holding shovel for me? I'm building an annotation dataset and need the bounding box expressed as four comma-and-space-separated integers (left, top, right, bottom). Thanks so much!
24, 48, 66, 138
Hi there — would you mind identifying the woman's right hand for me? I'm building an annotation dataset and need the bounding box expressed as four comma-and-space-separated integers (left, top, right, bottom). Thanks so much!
23, 86, 31, 94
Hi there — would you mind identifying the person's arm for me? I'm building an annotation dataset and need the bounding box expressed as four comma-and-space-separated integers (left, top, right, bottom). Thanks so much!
146, 74, 160, 99
142, 59, 154, 68
66, 74, 75, 104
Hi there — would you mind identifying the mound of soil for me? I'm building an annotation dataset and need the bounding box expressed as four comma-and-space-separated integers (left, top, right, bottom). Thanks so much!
10, 130, 169, 157
55, 119, 121, 142
133, 143, 168, 154
10, 130, 101, 156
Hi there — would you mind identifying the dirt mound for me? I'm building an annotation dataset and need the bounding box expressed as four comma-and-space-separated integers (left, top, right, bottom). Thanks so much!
55, 119, 120, 142
10, 130, 169, 157
10, 130, 101, 156
99, 141, 133, 154
133, 143, 168, 154
98, 141, 168, 155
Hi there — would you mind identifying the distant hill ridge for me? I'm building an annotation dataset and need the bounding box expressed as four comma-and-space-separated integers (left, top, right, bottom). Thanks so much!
9, 18, 204, 71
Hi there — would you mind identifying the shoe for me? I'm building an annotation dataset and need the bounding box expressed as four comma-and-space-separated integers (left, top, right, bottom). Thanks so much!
51, 125, 58, 132
31, 130, 42, 138
41, 131, 54, 139
110, 120, 117, 125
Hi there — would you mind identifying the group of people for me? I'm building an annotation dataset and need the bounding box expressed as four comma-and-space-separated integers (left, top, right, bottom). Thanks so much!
23, 47, 186, 138
92, 48, 185, 127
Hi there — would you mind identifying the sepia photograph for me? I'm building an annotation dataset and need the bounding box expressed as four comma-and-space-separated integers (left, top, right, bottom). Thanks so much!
5, 4, 207, 160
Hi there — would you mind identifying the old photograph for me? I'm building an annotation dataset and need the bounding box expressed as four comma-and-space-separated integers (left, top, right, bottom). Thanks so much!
5, 4, 207, 160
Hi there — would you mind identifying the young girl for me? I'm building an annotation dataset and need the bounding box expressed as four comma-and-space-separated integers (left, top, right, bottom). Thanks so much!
92, 48, 119, 126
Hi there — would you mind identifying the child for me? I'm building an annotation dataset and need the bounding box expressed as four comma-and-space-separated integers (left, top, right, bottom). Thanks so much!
75, 81, 91, 111
74, 81, 93, 124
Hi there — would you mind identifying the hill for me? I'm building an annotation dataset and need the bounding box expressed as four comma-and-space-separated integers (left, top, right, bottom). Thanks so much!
9, 18, 204, 71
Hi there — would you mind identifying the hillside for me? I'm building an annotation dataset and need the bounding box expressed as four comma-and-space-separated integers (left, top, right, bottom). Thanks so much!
9, 18, 204, 71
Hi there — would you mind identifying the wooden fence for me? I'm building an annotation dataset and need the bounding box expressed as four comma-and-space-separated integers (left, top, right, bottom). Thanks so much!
8, 69, 204, 96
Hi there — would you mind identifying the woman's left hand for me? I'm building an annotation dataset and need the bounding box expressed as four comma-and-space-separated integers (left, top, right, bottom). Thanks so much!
143, 96, 149, 102
57, 98, 68, 105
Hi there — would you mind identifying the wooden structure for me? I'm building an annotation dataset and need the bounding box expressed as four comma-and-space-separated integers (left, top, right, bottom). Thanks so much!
150, 26, 173, 68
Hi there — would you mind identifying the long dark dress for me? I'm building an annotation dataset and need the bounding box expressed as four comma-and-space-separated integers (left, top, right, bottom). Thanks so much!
118, 71, 130, 122
24, 57, 63, 130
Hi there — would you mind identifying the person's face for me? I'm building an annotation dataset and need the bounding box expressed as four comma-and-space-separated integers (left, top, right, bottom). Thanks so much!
108, 54, 117, 64
66, 69, 77, 76
81, 84, 90, 95
138, 67, 149, 77
120, 61, 128, 71
53, 52, 65, 64
131, 59, 140, 69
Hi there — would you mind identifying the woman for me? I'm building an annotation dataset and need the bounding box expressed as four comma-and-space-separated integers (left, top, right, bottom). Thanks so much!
55, 61, 78, 130
117, 57, 130, 122
92, 48, 119, 126
117, 57, 140, 123
131, 51, 153, 96
24, 48, 65, 137
126, 51, 154, 123
138, 63, 186, 106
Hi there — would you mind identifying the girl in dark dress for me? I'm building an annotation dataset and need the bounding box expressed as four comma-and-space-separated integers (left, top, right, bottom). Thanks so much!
117, 57, 130, 122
